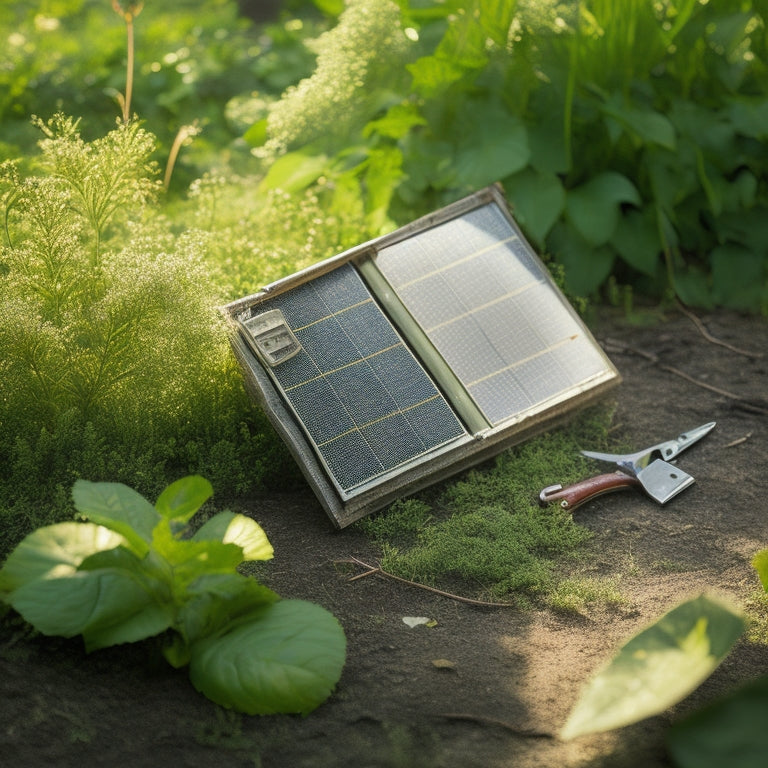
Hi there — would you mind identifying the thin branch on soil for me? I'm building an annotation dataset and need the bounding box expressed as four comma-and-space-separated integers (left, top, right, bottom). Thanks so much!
677, 302, 763, 359
603, 338, 768, 415
338, 557, 517, 608
725, 432, 753, 448
440, 713, 555, 739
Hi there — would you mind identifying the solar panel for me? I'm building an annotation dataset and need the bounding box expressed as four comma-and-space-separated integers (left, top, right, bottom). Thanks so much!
373, 202, 610, 426
239, 263, 468, 496
224, 186, 620, 527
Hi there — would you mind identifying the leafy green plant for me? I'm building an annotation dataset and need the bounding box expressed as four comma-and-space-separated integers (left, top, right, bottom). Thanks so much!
250, 0, 768, 310
561, 594, 746, 740
0, 475, 346, 715
560, 543, 768, 765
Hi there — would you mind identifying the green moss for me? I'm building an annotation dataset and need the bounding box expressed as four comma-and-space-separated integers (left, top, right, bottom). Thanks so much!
358, 405, 617, 603
548, 576, 626, 615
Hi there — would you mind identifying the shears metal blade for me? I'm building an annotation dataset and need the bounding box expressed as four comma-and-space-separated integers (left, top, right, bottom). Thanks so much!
580, 421, 717, 475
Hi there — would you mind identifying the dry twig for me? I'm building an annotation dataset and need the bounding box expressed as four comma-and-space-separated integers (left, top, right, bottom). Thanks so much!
338, 556, 516, 608
725, 433, 753, 448
440, 712, 554, 739
677, 302, 763, 359
603, 338, 768, 415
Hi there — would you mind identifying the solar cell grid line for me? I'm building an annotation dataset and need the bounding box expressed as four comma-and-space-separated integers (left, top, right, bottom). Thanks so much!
374, 202, 612, 426
252, 263, 466, 495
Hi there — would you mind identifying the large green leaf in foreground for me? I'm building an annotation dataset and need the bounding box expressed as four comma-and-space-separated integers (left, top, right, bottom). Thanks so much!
189, 599, 347, 715
667, 675, 768, 768
561, 594, 745, 740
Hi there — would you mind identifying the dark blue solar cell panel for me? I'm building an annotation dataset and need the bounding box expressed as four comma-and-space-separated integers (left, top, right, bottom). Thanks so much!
252, 263, 466, 494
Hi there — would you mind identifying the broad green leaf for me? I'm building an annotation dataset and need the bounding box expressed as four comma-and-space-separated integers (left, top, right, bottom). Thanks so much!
505, 168, 565, 245
565, 172, 641, 247
7, 567, 171, 648
408, 55, 467, 97
610, 209, 662, 277
82, 599, 174, 652
0, 522, 125, 592
151, 519, 244, 584
667, 675, 768, 768
561, 595, 745, 740
175, 573, 279, 647
601, 101, 676, 150
363, 103, 427, 140
726, 97, 768, 140
365, 146, 403, 234
710, 244, 766, 311
312, 0, 344, 15
243, 117, 267, 147
454, 103, 529, 190
189, 599, 346, 715
258, 149, 329, 193
752, 548, 768, 591
673, 265, 715, 309
192, 511, 273, 562
547, 221, 615, 296
73, 480, 159, 555
155, 475, 213, 524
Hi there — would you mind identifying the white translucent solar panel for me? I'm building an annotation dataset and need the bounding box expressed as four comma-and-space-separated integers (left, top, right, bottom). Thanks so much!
373, 203, 610, 425
241, 263, 467, 496
224, 186, 620, 527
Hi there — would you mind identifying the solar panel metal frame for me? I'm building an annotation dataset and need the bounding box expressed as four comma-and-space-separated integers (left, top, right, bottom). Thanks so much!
222, 185, 621, 528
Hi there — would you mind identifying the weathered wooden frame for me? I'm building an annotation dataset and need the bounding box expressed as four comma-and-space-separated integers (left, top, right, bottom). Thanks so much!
222, 185, 620, 527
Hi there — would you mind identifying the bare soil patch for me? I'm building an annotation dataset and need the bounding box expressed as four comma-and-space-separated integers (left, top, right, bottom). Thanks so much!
2, 308, 767, 767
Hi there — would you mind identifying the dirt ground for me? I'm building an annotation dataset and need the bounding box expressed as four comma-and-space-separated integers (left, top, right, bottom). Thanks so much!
2, 307, 767, 768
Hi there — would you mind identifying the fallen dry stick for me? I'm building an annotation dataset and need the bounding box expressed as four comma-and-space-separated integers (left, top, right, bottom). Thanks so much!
338, 556, 516, 608
603, 338, 768, 416
677, 302, 763, 359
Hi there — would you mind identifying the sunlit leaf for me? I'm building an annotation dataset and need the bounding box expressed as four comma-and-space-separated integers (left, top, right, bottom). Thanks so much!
189, 599, 346, 715
155, 475, 213, 524
0, 522, 125, 591
192, 511, 273, 562
258, 149, 329, 193
152, 519, 243, 582
561, 595, 745, 740
751, 549, 768, 591
73, 480, 159, 555
243, 117, 267, 147
364, 103, 427, 140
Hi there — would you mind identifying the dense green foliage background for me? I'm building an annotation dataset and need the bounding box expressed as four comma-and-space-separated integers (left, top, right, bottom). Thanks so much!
1, 0, 766, 556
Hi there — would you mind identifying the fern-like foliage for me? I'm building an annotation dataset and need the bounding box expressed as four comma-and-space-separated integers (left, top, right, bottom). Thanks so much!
0, 116, 267, 551
257, 0, 410, 158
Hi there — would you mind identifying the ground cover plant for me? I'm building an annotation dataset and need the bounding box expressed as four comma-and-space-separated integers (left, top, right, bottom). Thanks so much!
357, 405, 620, 608
0, 475, 346, 714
